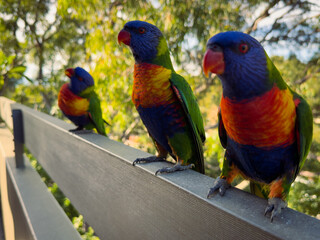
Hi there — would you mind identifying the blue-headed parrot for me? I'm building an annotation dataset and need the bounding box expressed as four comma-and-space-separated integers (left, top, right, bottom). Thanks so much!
58, 67, 108, 136
118, 21, 205, 174
203, 31, 313, 221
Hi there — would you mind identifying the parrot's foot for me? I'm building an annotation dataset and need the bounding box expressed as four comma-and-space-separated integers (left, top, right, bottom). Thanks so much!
132, 156, 166, 166
69, 126, 93, 134
69, 128, 93, 134
155, 163, 195, 175
264, 198, 287, 222
207, 177, 231, 198
69, 126, 84, 132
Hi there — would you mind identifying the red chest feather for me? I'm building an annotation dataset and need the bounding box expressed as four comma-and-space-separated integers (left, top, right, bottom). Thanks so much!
132, 63, 175, 108
220, 86, 296, 148
58, 83, 89, 116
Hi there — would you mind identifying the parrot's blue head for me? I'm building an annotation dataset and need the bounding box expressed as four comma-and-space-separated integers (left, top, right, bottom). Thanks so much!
118, 21, 172, 67
203, 31, 271, 100
66, 67, 94, 95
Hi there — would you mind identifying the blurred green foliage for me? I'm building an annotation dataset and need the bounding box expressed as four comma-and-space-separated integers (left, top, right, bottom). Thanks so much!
0, 50, 27, 95
26, 149, 100, 239
1, 0, 319, 237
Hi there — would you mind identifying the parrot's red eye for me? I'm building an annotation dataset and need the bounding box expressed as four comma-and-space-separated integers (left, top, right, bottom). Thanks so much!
138, 27, 146, 34
239, 43, 249, 53
78, 77, 83, 81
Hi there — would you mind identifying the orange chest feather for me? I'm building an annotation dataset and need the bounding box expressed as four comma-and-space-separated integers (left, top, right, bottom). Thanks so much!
132, 63, 175, 108
58, 83, 89, 116
220, 86, 296, 148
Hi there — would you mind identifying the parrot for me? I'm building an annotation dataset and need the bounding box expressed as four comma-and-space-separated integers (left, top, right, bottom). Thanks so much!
58, 67, 108, 136
118, 20, 205, 174
202, 31, 313, 221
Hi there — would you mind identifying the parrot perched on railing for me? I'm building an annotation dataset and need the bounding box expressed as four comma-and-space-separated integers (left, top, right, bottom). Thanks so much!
58, 67, 108, 136
118, 21, 205, 174
203, 31, 313, 221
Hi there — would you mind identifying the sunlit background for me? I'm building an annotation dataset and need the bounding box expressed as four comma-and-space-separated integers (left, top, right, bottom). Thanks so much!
1, 0, 319, 238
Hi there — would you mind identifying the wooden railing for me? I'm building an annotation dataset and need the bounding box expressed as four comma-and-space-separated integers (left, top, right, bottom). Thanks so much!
0, 96, 319, 240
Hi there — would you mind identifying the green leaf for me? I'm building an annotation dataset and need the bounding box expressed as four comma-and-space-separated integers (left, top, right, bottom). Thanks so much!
6, 55, 15, 65
9, 65, 26, 73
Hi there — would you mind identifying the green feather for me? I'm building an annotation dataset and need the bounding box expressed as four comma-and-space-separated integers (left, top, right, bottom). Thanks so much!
151, 36, 174, 71
264, 51, 313, 198
150, 32, 205, 173
250, 182, 269, 199
265, 52, 287, 90
78, 86, 107, 136
294, 93, 313, 177
218, 110, 227, 149
170, 72, 206, 173
88, 91, 107, 136
79, 85, 95, 98
266, 51, 313, 179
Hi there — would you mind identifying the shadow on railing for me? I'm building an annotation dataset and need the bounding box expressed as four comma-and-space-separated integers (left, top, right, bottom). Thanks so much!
0, 96, 319, 240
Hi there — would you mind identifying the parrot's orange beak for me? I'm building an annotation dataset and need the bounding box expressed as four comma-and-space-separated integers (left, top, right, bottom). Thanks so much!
65, 68, 75, 78
118, 29, 131, 46
202, 49, 225, 77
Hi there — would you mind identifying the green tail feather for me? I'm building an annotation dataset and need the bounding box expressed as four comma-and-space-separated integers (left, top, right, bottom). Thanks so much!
250, 182, 269, 199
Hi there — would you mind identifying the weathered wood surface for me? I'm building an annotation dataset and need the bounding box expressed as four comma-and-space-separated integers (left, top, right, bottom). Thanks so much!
1, 97, 320, 240
0, 97, 13, 129
0, 123, 81, 239
0, 124, 14, 240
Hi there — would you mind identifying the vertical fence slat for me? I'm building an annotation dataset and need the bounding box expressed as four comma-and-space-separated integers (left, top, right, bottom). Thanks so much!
12, 109, 24, 168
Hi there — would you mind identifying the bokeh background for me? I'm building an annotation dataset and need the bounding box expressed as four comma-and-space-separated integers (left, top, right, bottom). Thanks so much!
1, 0, 319, 238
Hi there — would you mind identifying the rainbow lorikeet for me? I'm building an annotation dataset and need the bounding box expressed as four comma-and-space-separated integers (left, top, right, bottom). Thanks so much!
118, 21, 205, 174
58, 67, 108, 136
202, 31, 313, 221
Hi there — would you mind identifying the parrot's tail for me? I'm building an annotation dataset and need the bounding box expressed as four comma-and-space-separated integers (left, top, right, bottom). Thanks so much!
250, 182, 269, 199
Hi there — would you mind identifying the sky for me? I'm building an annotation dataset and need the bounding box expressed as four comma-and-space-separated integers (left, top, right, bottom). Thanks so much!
251, 1, 319, 62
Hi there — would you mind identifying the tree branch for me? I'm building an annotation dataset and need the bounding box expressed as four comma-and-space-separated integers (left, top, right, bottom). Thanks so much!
285, 13, 320, 37
121, 117, 141, 141
295, 68, 320, 85
204, 123, 218, 131
245, 0, 281, 34
260, 2, 300, 42
43, 16, 61, 42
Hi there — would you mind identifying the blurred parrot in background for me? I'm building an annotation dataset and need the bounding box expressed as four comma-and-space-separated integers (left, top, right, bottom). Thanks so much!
118, 21, 205, 174
203, 31, 313, 221
58, 67, 108, 136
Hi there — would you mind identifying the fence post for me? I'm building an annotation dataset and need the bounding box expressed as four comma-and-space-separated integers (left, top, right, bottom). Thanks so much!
12, 109, 24, 168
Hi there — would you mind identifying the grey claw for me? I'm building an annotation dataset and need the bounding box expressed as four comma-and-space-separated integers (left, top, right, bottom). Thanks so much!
70, 129, 92, 134
132, 159, 141, 166
207, 188, 217, 198
155, 163, 194, 175
264, 198, 287, 222
69, 126, 83, 132
264, 205, 274, 216
207, 177, 230, 198
132, 156, 166, 166
270, 213, 275, 223
155, 169, 162, 175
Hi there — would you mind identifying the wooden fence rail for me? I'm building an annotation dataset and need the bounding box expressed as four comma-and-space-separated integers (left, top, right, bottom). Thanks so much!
0, 96, 319, 240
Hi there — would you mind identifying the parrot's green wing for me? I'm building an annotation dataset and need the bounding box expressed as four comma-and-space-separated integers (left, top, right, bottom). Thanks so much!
88, 92, 107, 136
170, 72, 205, 173
294, 93, 313, 177
265, 52, 313, 177
218, 109, 227, 149
266, 52, 313, 179
170, 72, 206, 142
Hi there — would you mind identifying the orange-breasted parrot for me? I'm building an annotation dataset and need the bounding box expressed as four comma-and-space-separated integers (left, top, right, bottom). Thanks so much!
118, 21, 205, 174
58, 67, 108, 136
203, 31, 313, 221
